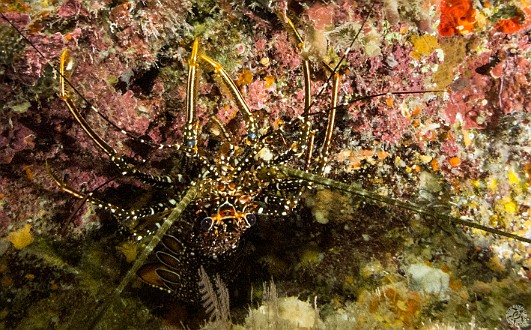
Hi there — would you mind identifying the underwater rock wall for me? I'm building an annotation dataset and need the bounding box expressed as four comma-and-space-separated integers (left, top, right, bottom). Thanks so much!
0, 0, 530, 328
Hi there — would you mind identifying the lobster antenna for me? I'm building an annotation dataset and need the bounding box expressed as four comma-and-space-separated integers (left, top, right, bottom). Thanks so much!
272, 165, 531, 244
302, 6, 375, 115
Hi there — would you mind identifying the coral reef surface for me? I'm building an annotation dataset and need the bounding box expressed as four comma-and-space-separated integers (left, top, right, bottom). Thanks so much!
0, 0, 530, 328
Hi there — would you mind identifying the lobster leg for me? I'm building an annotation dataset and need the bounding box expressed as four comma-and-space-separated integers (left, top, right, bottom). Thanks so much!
58, 50, 177, 187
46, 162, 176, 231
198, 49, 259, 144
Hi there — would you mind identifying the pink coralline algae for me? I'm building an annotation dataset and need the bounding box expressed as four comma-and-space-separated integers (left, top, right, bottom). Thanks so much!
247, 79, 275, 111
306, 2, 335, 30
1, 1, 530, 328
56, 0, 89, 19
109, 2, 132, 29
0, 123, 35, 165
444, 33, 531, 129
0, 1, 190, 236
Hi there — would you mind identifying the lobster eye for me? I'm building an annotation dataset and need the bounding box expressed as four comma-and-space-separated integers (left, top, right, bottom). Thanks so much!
244, 213, 256, 227
201, 217, 213, 231
185, 139, 195, 147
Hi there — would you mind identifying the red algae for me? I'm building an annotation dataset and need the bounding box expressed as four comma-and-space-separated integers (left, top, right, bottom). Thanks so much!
56, 0, 89, 19
306, 2, 335, 30
0, 0, 530, 328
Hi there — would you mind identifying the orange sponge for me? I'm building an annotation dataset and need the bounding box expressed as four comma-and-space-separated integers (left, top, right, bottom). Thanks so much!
438, 0, 476, 36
